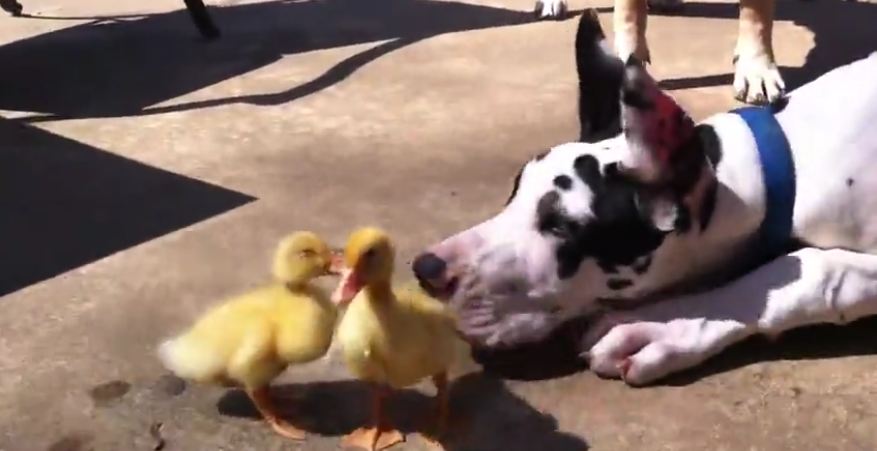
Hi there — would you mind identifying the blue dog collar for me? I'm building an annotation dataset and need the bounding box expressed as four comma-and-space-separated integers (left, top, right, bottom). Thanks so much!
731, 106, 796, 258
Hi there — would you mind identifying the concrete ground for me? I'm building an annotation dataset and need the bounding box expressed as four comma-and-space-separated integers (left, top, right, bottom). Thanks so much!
3, 0, 877, 449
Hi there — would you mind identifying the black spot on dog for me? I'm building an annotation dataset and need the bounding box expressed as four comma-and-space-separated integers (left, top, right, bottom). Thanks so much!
621, 86, 654, 110
506, 165, 525, 205
674, 203, 692, 233
543, 155, 668, 279
698, 124, 723, 167
554, 175, 573, 190
536, 191, 567, 236
847, 178, 855, 187
631, 255, 652, 274
607, 278, 633, 290
597, 260, 618, 274
574, 155, 602, 189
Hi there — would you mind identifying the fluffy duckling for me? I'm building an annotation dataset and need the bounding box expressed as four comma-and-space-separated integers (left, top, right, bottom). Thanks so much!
158, 231, 341, 440
333, 227, 459, 451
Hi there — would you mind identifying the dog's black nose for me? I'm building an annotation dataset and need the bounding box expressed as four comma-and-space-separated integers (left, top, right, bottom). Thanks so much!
412, 252, 447, 286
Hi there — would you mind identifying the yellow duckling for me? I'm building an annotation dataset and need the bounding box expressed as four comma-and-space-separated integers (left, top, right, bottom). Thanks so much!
333, 227, 459, 451
158, 231, 341, 440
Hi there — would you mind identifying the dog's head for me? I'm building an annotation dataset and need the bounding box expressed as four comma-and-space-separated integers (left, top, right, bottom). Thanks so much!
413, 10, 720, 348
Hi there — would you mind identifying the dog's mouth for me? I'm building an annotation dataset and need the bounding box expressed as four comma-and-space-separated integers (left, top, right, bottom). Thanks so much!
419, 275, 460, 301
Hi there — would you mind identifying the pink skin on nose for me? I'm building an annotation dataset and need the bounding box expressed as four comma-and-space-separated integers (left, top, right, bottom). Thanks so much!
421, 226, 487, 295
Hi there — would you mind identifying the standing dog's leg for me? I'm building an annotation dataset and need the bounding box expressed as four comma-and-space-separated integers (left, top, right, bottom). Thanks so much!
614, 0, 651, 63
534, 0, 568, 20
585, 248, 877, 385
733, 0, 784, 104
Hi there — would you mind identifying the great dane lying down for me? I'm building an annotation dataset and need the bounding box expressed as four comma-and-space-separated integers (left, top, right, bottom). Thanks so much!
413, 10, 877, 385
536, 0, 783, 105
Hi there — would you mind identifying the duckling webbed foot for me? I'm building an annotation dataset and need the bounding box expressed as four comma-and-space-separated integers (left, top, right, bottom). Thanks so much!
248, 387, 307, 440
343, 385, 404, 451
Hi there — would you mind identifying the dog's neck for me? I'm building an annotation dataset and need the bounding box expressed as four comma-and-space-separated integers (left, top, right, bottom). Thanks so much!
601, 114, 770, 305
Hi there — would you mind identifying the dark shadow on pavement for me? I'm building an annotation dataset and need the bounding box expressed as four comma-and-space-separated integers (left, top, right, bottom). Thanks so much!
217, 372, 589, 450
471, 318, 589, 382
0, 118, 255, 296
0, 0, 544, 122
655, 0, 877, 93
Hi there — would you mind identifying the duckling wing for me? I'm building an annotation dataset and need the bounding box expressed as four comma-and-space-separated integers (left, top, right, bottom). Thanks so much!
382, 288, 459, 385
158, 288, 277, 385
227, 322, 286, 389
337, 295, 392, 383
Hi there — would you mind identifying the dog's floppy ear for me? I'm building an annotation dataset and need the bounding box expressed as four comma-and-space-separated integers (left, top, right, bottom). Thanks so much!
616, 60, 719, 233
575, 9, 624, 143
618, 58, 697, 184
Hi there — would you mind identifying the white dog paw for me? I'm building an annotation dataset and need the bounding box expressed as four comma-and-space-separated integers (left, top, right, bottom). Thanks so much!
733, 52, 786, 105
585, 320, 706, 386
533, 0, 567, 19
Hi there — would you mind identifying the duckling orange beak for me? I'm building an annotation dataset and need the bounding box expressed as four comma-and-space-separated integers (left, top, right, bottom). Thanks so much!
331, 265, 364, 306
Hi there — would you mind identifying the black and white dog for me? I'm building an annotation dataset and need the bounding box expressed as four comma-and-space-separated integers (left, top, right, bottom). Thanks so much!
413, 10, 877, 385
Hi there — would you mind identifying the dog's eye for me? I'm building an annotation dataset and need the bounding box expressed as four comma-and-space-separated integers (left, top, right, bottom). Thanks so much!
547, 218, 577, 239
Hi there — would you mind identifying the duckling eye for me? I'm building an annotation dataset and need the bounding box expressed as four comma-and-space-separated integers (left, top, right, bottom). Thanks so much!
298, 249, 317, 258
363, 248, 376, 260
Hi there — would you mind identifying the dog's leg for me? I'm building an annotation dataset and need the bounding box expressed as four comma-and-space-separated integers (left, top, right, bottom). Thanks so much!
733, 0, 784, 104
614, 0, 651, 63
585, 247, 877, 385
534, 0, 568, 20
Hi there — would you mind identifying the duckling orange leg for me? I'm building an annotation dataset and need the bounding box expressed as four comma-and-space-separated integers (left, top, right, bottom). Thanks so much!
342, 385, 404, 451
248, 387, 306, 440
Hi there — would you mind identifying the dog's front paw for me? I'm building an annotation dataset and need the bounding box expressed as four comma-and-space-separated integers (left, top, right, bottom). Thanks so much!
733, 52, 785, 105
533, 0, 567, 20
585, 319, 710, 386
